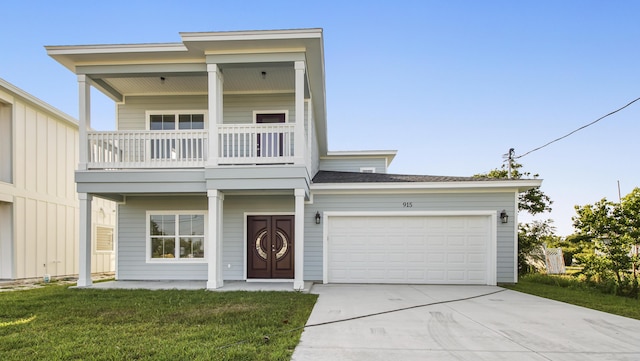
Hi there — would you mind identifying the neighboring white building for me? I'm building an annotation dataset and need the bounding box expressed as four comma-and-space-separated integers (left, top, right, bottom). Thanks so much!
0, 78, 115, 281
46, 29, 541, 289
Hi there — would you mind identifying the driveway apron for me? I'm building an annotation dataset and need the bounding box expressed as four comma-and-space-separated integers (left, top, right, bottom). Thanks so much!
291, 284, 640, 361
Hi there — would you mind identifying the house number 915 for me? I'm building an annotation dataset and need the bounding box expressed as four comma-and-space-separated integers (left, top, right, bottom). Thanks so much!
402, 202, 413, 208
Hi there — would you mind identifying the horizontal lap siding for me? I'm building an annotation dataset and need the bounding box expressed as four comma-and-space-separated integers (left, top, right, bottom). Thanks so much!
117, 96, 207, 130
224, 94, 295, 124
318, 158, 387, 173
222, 195, 294, 280
118, 196, 207, 280
117, 94, 295, 130
304, 192, 517, 283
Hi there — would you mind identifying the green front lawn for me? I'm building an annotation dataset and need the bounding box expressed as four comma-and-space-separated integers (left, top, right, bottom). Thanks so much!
0, 283, 317, 360
503, 274, 640, 320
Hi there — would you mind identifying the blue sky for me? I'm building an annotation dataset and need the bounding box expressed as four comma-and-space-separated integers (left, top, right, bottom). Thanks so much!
1, 1, 639, 235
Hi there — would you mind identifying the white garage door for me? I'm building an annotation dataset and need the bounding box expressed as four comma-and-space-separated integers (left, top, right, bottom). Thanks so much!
327, 215, 493, 284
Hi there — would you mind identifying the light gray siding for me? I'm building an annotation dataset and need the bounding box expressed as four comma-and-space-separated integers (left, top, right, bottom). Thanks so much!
118, 95, 208, 130
117, 194, 298, 281
224, 94, 296, 124
117, 93, 297, 130
304, 191, 517, 283
318, 158, 387, 174
221, 195, 294, 280
117, 196, 208, 280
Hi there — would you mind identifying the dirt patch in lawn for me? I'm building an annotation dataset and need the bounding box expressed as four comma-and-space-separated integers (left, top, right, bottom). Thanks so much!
0, 273, 114, 292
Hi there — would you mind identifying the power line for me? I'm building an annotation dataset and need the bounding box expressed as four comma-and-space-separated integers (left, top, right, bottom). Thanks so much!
515, 96, 640, 159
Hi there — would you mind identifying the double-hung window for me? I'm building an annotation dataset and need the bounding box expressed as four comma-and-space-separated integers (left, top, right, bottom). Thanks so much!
147, 212, 206, 262
147, 111, 206, 160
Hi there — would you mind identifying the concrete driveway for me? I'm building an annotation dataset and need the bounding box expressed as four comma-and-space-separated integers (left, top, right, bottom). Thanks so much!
291, 284, 640, 361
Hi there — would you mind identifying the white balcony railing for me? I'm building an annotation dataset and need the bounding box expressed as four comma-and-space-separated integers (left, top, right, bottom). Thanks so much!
87, 130, 208, 168
86, 124, 298, 169
217, 123, 296, 165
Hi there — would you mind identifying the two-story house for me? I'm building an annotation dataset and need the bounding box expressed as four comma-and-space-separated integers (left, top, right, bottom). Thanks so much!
0, 78, 115, 281
46, 29, 541, 290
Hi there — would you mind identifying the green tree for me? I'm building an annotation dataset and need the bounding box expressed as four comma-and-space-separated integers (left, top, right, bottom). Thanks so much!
573, 188, 640, 296
474, 161, 552, 215
475, 161, 554, 274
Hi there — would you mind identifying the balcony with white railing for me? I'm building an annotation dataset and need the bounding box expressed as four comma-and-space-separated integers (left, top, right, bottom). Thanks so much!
217, 123, 296, 165
86, 123, 302, 169
88, 130, 208, 169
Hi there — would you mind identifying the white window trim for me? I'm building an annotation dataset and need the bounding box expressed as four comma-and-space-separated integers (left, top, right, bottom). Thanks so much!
94, 224, 115, 253
146, 210, 207, 264
360, 167, 376, 173
252, 110, 289, 123
145, 110, 209, 130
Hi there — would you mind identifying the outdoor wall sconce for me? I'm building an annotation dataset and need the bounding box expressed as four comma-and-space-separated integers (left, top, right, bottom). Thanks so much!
500, 210, 509, 224
315, 211, 321, 224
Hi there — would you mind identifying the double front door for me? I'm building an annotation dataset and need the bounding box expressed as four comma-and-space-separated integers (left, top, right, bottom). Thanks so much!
247, 215, 294, 279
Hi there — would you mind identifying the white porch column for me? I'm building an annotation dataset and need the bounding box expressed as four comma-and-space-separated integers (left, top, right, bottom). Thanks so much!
294, 189, 305, 290
207, 64, 223, 167
78, 193, 93, 287
207, 190, 224, 289
306, 97, 314, 168
294, 61, 306, 165
78, 75, 91, 170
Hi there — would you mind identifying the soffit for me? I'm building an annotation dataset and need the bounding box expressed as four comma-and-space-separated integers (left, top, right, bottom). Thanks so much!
100, 64, 295, 96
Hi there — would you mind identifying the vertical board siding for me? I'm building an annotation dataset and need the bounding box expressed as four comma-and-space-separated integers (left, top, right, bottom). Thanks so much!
1, 92, 115, 280
319, 158, 387, 173
304, 192, 517, 283
0, 101, 12, 183
117, 196, 207, 280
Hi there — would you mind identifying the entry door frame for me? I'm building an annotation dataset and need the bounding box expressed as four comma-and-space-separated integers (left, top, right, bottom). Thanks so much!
322, 211, 499, 286
254, 110, 287, 158
243, 212, 294, 281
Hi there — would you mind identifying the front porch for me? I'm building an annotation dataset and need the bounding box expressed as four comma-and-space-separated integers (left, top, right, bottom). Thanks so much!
76, 191, 309, 292
82, 280, 314, 292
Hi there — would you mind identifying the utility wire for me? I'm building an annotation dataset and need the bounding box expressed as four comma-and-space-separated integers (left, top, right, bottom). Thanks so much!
216, 288, 506, 350
515, 96, 640, 159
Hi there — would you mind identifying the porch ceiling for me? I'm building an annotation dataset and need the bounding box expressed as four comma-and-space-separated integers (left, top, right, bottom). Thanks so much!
95, 63, 296, 96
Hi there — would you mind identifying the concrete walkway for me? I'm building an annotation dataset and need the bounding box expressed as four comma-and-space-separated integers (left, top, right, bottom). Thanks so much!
292, 284, 640, 361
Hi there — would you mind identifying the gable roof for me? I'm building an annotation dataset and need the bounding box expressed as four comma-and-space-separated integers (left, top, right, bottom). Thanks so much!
0, 78, 78, 128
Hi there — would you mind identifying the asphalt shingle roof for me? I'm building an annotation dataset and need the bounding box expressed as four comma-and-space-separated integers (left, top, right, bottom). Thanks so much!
312, 171, 497, 183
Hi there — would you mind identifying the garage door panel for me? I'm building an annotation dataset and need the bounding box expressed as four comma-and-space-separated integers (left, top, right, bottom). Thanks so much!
327, 215, 491, 285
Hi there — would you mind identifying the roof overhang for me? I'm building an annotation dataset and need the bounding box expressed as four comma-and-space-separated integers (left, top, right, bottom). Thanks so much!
310, 179, 543, 193
45, 28, 328, 154
323, 150, 398, 165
